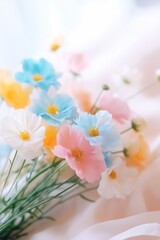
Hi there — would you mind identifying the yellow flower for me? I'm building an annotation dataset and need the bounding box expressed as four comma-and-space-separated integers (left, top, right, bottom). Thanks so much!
70, 85, 92, 112
0, 70, 31, 109
50, 35, 64, 51
124, 131, 150, 169
43, 125, 59, 161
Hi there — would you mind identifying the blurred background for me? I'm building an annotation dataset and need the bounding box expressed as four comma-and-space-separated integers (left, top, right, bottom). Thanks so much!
0, 0, 160, 68
0, 0, 160, 99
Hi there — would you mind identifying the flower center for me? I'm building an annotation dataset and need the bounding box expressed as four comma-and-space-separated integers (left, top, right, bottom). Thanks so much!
109, 170, 117, 179
89, 127, 99, 137
32, 74, 43, 82
72, 149, 83, 161
47, 104, 59, 115
20, 131, 30, 141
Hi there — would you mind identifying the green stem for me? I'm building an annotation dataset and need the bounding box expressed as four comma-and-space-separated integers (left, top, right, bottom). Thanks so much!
112, 150, 124, 155
0, 177, 80, 232
0, 151, 17, 198
90, 89, 103, 113
126, 80, 158, 101
120, 127, 132, 134
4, 160, 26, 199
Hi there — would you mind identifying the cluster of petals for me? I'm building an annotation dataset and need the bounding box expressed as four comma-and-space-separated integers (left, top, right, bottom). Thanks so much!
74, 110, 121, 152
97, 158, 138, 199
99, 91, 131, 123
53, 125, 106, 183
16, 58, 61, 91
0, 109, 45, 160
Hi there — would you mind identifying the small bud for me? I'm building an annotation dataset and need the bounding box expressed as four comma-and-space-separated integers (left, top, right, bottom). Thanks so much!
123, 148, 129, 157
102, 84, 109, 91
123, 78, 131, 84
131, 121, 140, 132
131, 117, 146, 132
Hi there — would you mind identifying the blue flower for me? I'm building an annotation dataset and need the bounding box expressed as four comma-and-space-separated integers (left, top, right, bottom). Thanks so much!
103, 152, 112, 167
15, 58, 61, 91
31, 91, 77, 125
74, 110, 120, 152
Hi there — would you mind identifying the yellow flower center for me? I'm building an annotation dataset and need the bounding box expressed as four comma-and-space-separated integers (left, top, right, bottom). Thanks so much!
20, 131, 30, 141
72, 149, 83, 161
89, 127, 99, 137
109, 170, 117, 179
32, 74, 43, 82
47, 104, 59, 115
50, 43, 61, 51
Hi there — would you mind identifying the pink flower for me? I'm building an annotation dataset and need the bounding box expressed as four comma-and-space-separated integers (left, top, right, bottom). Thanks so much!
99, 91, 131, 123
68, 53, 89, 74
53, 125, 106, 183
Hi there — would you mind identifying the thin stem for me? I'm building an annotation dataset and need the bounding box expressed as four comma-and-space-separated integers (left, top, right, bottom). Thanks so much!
126, 80, 158, 101
90, 89, 103, 113
4, 160, 26, 199
112, 150, 124, 155
120, 127, 132, 134
0, 151, 17, 198
0, 177, 80, 232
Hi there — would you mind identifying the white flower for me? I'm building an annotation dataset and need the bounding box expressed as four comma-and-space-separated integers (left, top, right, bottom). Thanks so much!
0, 101, 14, 121
97, 159, 137, 199
0, 109, 45, 160
112, 66, 142, 86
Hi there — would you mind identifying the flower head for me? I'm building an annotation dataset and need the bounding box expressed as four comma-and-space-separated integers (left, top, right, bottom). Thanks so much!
15, 58, 61, 91
75, 110, 120, 152
70, 85, 93, 112
97, 159, 137, 199
53, 125, 106, 183
123, 131, 150, 169
0, 109, 45, 160
67, 53, 89, 74
112, 66, 142, 86
0, 70, 31, 109
31, 91, 77, 126
99, 91, 131, 123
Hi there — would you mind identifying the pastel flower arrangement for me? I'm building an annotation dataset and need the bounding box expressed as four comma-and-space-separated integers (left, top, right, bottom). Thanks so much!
0, 55, 152, 239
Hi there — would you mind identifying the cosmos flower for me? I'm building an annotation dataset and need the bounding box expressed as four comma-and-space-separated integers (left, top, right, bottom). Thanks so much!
97, 159, 137, 199
123, 131, 150, 169
0, 70, 31, 109
31, 91, 77, 126
99, 91, 131, 123
15, 58, 61, 91
53, 125, 106, 183
112, 66, 142, 86
43, 125, 59, 161
75, 110, 120, 152
0, 109, 45, 160
70, 85, 92, 112
67, 53, 89, 74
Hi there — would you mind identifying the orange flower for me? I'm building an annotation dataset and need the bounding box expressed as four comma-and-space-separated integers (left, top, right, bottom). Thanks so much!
124, 132, 150, 169
0, 70, 31, 109
43, 125, 59, 161
71, 87, 92, 112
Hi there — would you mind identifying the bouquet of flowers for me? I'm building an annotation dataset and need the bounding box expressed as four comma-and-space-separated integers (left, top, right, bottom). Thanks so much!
0, 47, 154, 239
